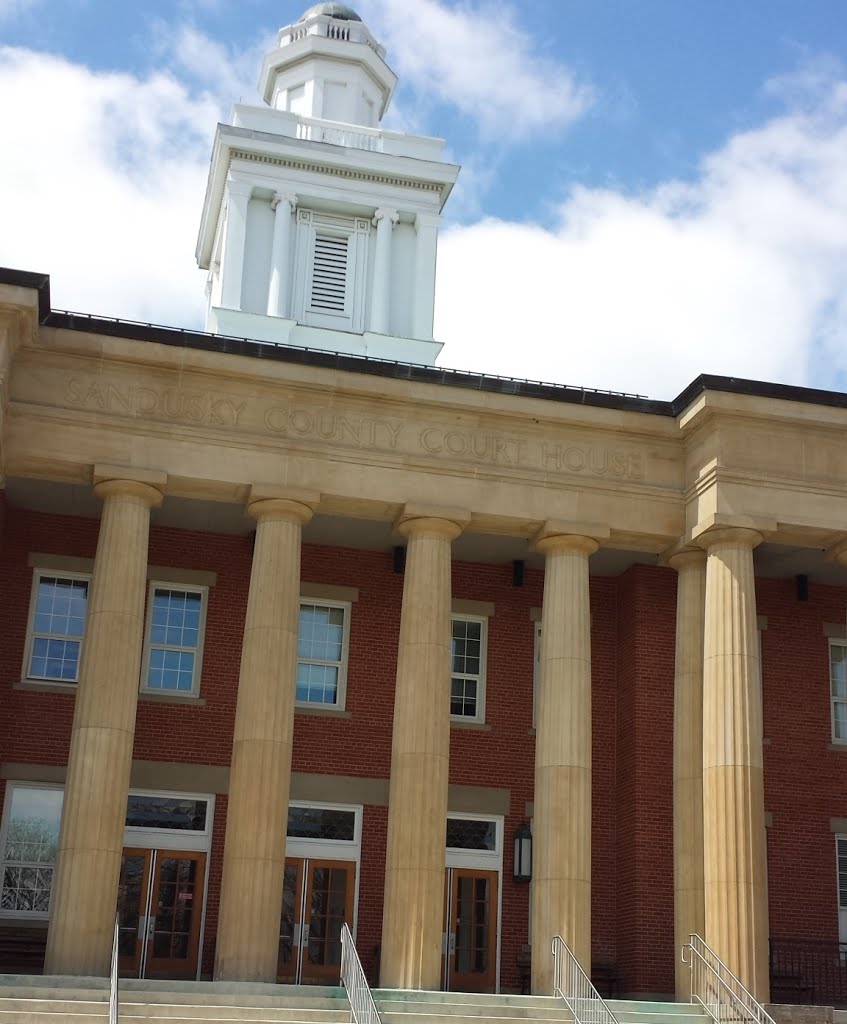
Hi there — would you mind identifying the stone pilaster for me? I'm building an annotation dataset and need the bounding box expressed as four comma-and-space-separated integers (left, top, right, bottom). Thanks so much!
214, 488, 318, 982
698, 527, 769, 1000
380, 506, 468, 990
44, 467, 165, 976
531, 528, 599, 993
668, 550, 707, 998
220, 180, 252, 310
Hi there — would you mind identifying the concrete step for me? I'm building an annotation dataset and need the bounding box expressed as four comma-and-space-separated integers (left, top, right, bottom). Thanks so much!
0, 1016, 346, 1024
378, 1002, 569, 1021
375, 991, 563, 1008
0, 998, 351, 1020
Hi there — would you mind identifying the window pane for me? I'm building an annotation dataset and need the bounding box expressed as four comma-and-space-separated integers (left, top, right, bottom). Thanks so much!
832, 644, 847, 699
446, 818, 496, 851
125, 795, 207, 831
34, 577, 88, 638
298, 604, 344, 661
150, 589, 202, 648
3, 788, 63, 863
296, 662, 339, 705
287, 807, 355, 841
834, 701, 847, 741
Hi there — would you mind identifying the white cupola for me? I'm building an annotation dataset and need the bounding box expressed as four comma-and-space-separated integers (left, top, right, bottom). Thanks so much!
259, 3, 396, 127
195, 4, 460, 364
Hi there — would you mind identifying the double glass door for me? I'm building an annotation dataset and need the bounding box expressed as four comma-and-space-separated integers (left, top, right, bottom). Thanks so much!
278, 857, 355, 984
442, 867, 498, 992
117, 847, 206, 979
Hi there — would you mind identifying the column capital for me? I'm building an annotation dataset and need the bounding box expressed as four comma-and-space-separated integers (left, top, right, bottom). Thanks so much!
395, 503, 470, 541
271, 192, 297, 212
373, 206, 400, 227
414, 211, 441, 232
531, 519, 608, 555
92, 464, 166, 508
665, 547, 707, 572
825, 534, 847, 568
246, 485, 320, 526
696, 526, 763, 552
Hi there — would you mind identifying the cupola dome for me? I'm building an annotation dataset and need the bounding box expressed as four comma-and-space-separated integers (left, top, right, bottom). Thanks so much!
299, 2, 362, 21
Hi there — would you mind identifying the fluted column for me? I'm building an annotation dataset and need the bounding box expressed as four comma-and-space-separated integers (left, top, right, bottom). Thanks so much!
45, 467, 165, 975
669, 550, 707, 998
698, 527, 769, 1000
215, 488, 318, 981
267, 192, 297, 318
380, 507, 469, 989
531, 530, 598, 993
370, 206, 399, 334
220, 180, 252, 310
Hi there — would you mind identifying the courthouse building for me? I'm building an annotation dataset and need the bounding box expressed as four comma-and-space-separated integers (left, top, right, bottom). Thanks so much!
0, 1, 846, 1007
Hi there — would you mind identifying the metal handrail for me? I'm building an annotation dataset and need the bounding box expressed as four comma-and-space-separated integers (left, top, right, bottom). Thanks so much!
340, 923, 381, 1024
682, 934, 775, 1024
109, 911, 119, 1024
552, 934, 620, 1024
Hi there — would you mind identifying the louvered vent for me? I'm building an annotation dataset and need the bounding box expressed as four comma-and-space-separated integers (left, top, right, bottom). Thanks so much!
839, 837, 847, 908
310, 234, 349, 312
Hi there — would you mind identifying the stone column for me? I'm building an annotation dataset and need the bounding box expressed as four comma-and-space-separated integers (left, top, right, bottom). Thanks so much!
698, 527, 769, 1000
531, 526, 600, 993
267, 192, 297, 318
669, 550, 707, 998
214, 487, 318, 982
380, 506, 469, 990
220, 181, 252, 311
369, 206, 399, 334
412, 212, 440, 340
44, 466, 165, 976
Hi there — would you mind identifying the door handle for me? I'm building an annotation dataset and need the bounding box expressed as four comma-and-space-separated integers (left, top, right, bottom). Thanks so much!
448, 933, 456, 955
146, 915, 155, 940
302, 924, 310, 946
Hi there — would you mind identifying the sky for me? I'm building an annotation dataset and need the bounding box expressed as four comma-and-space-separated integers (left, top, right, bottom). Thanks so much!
1, 0, 846, 399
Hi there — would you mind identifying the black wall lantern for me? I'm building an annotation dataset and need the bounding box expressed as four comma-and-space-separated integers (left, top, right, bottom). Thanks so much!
513, 822, 532, 882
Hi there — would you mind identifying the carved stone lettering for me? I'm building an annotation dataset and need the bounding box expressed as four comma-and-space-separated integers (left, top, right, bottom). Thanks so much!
62, 374, 649, 481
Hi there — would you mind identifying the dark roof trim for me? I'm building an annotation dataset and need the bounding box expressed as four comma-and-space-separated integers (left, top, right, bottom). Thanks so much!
0, 266, 51, 323
2, 266, 847, 418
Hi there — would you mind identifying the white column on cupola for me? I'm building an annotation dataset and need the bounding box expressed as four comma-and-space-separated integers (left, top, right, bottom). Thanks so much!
267, 192, 298, 318
370, 206, 399, 334
220, 181, 252, 311
413, 212, 440, 340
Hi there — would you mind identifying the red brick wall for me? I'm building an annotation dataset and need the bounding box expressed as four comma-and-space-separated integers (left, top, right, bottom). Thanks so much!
1, 505, 845, 994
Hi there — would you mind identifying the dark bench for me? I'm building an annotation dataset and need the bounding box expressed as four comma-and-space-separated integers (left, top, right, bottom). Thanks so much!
0, 930, 47, 974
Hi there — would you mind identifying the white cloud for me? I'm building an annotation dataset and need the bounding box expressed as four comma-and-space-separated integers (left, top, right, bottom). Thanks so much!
0, 46, 212, 327
359, 0, 592, 139
434, 74, 847, 399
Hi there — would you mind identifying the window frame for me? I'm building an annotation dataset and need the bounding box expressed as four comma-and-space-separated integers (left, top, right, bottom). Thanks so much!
292, 209, 369, 333
140, 581, 209, 698
450, 614, 488, 725
295, 598, 352, 710
23, 568, 91, 686
0, 782, 64, 920
829, 638, 847, 745
837, 834, 847, 944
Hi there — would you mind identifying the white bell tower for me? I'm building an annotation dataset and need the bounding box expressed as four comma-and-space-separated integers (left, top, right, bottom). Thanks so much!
196, 2, 459, 363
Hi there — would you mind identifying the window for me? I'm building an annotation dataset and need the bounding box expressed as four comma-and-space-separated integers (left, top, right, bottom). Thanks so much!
831, 640, 846, 743
294, 210, 369, 332
141, 584, 207, 696
25, 571, 90, 683
0, 785, 63, 916
451, 616, 487, 723
296, 601, 350, 708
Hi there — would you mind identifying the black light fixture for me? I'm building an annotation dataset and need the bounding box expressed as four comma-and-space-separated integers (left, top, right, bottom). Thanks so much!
392, 546, 406, 574
513, 822, 532, 882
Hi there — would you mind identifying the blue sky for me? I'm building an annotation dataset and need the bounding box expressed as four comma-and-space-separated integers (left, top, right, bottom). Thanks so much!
1, 0, 846, 397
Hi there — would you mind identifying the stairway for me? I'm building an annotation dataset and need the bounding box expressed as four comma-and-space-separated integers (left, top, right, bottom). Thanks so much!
0, 976, 351, 1023
0, 975, 714, 1024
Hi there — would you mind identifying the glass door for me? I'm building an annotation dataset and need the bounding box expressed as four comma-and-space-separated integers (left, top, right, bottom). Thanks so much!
118, 848, 206, 979
278, 857, 355, 984
443, 867, 498, 993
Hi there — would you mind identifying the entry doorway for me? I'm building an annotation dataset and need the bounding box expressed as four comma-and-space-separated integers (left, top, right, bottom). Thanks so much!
442, 814, 503, 993
117, 847, 206, 979
442, 867, 498, 992
278, 857, 355, 983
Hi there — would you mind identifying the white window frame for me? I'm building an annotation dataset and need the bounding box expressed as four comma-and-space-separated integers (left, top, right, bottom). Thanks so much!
837, 835, 847, 944
124, 789, 215, 853
829, 638, 847, 745
23, 569, 91, 686
140, 581, 208, 698
450, 614, 488, 725
0, 782, 64, 920
295, 598, 351, 710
